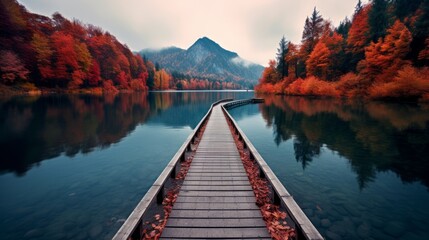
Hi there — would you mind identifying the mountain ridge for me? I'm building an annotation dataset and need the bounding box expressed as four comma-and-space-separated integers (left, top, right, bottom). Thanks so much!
139, 37, 263, 87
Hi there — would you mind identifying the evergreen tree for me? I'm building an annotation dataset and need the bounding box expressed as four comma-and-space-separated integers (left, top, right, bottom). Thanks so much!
413, 0, 429, 65
355, 0, 363, 15
300, 7, 324, 76
368, 0, 389, 42
393, 0, 422, 20
336, 17, 352, 39
276, 36, 289, 78
302, 7, 324, 46
415, 0, 429, 38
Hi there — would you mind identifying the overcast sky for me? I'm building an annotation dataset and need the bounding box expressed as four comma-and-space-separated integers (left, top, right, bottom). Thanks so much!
19, 0, 368, 66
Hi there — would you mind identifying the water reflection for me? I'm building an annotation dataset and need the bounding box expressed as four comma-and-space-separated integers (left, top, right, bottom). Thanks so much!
257, 95, 429, 189
0, 91, 252, 176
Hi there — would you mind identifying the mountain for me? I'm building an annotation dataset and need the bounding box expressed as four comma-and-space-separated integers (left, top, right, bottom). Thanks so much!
139, 37, 264, 86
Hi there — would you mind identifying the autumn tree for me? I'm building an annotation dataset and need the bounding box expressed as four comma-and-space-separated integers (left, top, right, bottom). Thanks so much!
0, 50, 29, 83
276, 36, 289, 78
154, 69, 171, 90
285, 42, 299, 79
31, 33, 54, 80
359, 20, 412, 82
306, 42, 330, 79
260, 60, 280, 84
347, 4, 371, 69
88, 60, 101, 86
418, 37, 429, 61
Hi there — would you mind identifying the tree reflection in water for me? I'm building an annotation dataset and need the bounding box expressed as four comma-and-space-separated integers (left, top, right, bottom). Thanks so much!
0, 91, 251, 176
257, 95, 429, 189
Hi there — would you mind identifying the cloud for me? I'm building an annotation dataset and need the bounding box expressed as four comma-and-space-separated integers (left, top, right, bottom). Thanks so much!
231, 57, 255, 68
18, 0, 368, 66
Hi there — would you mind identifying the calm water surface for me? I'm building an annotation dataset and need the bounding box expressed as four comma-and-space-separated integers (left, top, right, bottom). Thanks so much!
229, 95, 429, 240
0, 91, 253, 240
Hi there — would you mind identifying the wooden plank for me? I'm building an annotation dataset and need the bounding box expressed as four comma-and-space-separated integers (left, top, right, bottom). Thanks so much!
161, 238, 271, 240
173, 202, 259, 210
185, 172, 248, 177
175, 196, 256, 203
179, 190, 255, 197
180, 185, 253, 191
182, 180, 250, 186
161, 227, 270, 238
165, 218, 266, 228
190, 163, 244, 166
190, 165, 244, 169
184, 176, 249, 181
167, 210, 261, 219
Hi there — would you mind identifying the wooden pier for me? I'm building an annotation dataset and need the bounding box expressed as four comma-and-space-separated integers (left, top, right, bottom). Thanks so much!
113, 99, 323, 240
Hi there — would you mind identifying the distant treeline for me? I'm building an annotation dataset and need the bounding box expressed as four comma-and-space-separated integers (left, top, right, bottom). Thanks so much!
256, 0, 429, 101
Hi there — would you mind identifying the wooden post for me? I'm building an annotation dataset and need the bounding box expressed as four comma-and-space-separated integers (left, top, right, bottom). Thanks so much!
259, 167, 265, 178
156, 186, 164, 204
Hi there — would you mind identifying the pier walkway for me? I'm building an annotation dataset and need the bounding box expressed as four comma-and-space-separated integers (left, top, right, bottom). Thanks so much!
160, 104, 270, 239
113, 99, 322, 240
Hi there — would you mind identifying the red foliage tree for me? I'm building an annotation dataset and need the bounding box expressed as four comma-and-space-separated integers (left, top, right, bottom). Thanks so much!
88, 60, 101, 86
306, 41, 330, 79
347, 4, 371, 55
358, 20, 412, 82
31, 33, 54, 79
0, 50, 29, 83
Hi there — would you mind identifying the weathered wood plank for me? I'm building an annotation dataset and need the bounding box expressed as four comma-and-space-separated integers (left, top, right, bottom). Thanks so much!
185, 172, 248, 177
165, 218, 266, 228
184, 176, 249, 181
182, 180, 250, 186
175, 196, 255, 203
160, 238, 271, 240
168, 209, 263, 219
178, 190, 255, 197
161, 227, 270, 238
180, 185, 253, 191
173, 202, 259, 210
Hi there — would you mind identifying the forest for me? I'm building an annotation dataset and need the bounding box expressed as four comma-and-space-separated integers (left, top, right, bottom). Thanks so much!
256, 0, 429, 101
0, 0, 238, 94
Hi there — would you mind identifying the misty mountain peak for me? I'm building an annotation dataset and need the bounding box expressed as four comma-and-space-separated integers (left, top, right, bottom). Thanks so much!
139, 37, 263, 84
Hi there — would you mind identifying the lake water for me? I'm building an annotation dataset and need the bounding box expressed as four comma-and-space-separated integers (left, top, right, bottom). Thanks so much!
0, 91, 253, 240
1, 92, 428, 240
229, 95, 429, 240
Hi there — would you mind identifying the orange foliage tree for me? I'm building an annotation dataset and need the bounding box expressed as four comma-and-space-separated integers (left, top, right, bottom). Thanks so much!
358, 20, 412, 83
306, 41, 330, 79
347, 4, 371, 56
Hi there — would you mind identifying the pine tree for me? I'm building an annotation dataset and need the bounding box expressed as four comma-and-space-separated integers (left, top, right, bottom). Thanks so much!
336, 17, 352, 39
393, 0, 422, 20
368, 0, 389, 42
412, 0, 429, 65
355, 0, 363, 15
276, 36, 289, 78
300, 7, 324, 76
